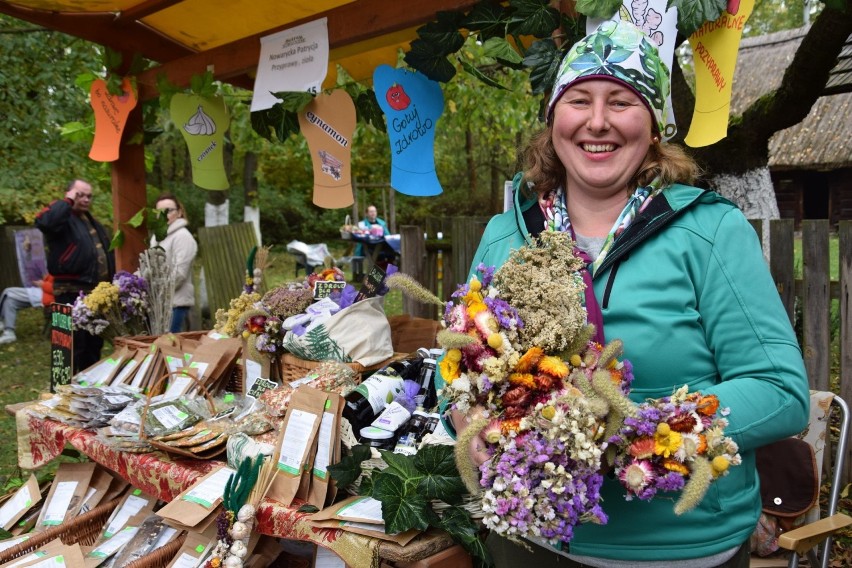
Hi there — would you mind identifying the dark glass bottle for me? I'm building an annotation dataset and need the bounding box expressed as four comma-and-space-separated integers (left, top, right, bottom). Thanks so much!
343, 352, 425, 436
417, 358, 438, 411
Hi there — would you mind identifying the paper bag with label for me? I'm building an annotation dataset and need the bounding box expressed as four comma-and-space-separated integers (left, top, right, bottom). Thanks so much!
85, 510, 151, 568
242, 344, 275, 400
308, 393, 343, 508
0, 539, 86, 568
267, 387, 328, 507
95, 487, 156, 546
308, 496, 420, 546
0, 474, 41, 530
35, 462, 97, 531
156, 465, 235, 530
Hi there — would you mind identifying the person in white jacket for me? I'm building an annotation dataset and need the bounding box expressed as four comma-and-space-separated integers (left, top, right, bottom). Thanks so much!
151, 194, 198, 333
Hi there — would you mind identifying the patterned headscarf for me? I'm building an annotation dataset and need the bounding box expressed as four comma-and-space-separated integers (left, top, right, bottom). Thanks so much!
546, 19, 673, 139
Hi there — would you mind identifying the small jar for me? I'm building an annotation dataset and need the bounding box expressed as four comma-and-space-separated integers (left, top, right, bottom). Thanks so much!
359, 426, 396, 450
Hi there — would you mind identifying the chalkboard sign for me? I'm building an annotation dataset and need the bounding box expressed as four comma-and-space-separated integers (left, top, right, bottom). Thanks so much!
355, 265, 386, 302
50, 303, 73, 392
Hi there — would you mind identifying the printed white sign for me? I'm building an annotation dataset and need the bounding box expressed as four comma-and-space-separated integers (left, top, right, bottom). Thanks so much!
250, 18, 329, 111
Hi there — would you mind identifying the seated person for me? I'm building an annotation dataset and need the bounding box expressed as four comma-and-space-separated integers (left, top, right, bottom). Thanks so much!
354, 206, 393, 269
0, 275, 54, 345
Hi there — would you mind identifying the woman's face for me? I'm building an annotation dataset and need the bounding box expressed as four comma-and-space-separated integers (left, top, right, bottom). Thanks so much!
156, 199, 181, 225
551, 79, 653, 200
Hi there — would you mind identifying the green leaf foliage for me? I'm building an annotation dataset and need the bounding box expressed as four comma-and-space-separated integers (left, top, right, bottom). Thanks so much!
328, 444, 373, 488
482, 37, 524, 67
378, 449, 420, 479
270, 91, 315, 113
462, 1, 510, 41
371, 474, 433, 533
439, 506, 493, 567
250, 104, 301, 142
190, 70, 218, 98
126, 208, 146, 228
416, 20, 465, 55
575, 0, 623, 19
460, 59, 508, 90
109, 229, 125, 251
523, 38, 562, 94
297, 504, 320, 514
507, 0, 561, 37
355, 90, 386, 132
411, 445, 468, 504
670, 0, 728, 37
404, 39, 457, 82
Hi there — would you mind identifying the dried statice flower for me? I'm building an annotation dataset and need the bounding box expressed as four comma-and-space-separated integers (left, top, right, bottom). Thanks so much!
493, 230, 587, 353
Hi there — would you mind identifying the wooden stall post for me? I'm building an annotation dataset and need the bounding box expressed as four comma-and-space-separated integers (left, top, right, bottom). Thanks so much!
400, 225, 433, 319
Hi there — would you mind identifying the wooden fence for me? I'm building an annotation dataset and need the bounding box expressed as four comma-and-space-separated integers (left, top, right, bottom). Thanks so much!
402, 218, 852, 484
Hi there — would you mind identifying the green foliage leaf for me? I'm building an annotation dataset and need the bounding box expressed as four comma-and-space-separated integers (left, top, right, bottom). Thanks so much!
190, 70, 218, 98
439, 506, 493, 567
371, 474, 432, 533
378, 449, 420, 479
156, 73, 183, 109
670, 0, 728, 37
109, 229, 125, 251
462, 1, 509, 41
103, 47, 122, 74
250, 104, 301, 141
355, 90, 386, 132
507, 0, 561, 37
60, 121, 93, 144
483, 37, 524, 66
126, 208, 146, 228
270, 91, 315, 113
74, 72, 98, 92
328, 444, 373, 488
404, 39, 457, 83
575, 0, 623, 19
460, 59, 508, 90
0, 528, 12, 541
297, 504, 320, 513
523, 38, 562, 95
416, 19, 465, 55
105, 74, 124, 96
148, 209, 168, 242
412, 445, 467, 503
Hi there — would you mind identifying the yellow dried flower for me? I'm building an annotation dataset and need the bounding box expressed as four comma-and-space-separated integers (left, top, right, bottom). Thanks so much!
541, 406, 556, 420
538, 356, 569, 379
570, 354, 583, 367
439, 357, 460, 383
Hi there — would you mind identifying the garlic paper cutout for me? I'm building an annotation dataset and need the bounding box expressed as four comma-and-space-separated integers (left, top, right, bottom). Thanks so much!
184, 105, 216, 136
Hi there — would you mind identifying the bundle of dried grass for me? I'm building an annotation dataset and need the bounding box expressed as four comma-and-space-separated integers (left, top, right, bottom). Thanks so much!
139, 247, 175, 335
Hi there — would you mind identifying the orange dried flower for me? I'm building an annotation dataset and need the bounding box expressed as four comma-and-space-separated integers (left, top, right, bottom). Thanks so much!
516, 347, 544, 373
533, 373, 555, 392
662, 458, 690, 475
538, 356, 569, 379
628, 437, 656, 459
501, 418, 522, 434
696, 395, 720, 416
668, 412, 698, 433
509, 373, 536, 389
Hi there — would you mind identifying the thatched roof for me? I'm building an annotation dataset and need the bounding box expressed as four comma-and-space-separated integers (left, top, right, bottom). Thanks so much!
731, 26, 852, 170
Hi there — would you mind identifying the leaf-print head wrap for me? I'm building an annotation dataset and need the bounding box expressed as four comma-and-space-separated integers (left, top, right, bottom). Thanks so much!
546, 19, 672, 139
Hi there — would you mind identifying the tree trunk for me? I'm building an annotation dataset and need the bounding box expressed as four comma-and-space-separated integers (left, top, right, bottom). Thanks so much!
708, 165, 778, 253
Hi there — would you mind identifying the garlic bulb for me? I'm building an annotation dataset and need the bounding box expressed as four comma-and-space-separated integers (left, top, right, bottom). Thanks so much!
184, 105, 216, 136
223, 556, 243, 568
229, 521, 250, 540
236, 504, 256, 523
229, 541, 248, 559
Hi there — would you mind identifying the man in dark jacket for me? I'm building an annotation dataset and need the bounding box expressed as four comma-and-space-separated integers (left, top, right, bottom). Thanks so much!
36, 179, 115, 371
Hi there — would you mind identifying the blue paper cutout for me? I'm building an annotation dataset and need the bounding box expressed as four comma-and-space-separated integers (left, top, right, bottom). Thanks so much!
373, 65, 444, 196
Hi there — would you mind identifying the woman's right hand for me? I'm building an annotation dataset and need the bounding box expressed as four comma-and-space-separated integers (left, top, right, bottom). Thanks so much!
449, 407, 491, 467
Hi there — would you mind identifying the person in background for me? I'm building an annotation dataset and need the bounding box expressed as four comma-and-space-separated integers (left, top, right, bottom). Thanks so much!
151, 193, 198, 333
451, 20, 809, 568
0, 275, 54, 345
359, 204, 388, 235
36, 180, 114, 371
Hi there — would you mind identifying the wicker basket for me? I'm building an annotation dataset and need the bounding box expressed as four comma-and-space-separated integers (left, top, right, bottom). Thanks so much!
278, 352, 405, 384
123, 531, 187, 568
112, 330, 210, 350
0, 497, 121, 564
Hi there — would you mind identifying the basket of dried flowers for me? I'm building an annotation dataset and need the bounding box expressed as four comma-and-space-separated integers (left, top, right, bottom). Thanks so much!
279, 352, 405, 384
0, 497, 121, 564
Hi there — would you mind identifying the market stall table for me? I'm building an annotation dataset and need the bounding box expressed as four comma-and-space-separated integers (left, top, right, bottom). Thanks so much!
11, 404, 460, 568
347, 233, 401, 277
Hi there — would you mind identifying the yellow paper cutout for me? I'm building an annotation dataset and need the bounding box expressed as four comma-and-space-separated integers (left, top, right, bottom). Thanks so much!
685, 0, 755, 147
298, 90, 356, 209
89, 77, 137, 162
170, 93, 230, 190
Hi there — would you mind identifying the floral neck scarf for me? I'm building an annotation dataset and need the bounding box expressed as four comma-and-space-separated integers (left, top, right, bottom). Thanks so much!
539, 178, 664, 276
538, 178, 664, 344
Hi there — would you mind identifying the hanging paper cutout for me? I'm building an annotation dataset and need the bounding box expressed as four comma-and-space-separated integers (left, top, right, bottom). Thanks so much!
89, 77, 137, 162
685, 0, 755, 147
373, 65, 444, 196
170, 93, 230, 190
298, 90, 356, 209
588, 0, 679, 139
251, 18, 329, 112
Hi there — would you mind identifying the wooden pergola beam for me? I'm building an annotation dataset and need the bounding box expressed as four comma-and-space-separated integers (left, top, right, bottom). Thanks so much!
136, 0, 480, 100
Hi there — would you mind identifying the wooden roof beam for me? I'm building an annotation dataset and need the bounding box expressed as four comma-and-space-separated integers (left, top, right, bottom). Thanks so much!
0, 2, 196, 62
136, 0, 480, 100
114, 0, 186, 23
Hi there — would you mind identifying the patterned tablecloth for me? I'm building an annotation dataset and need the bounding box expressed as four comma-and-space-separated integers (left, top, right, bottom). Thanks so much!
14, 405, 449, 568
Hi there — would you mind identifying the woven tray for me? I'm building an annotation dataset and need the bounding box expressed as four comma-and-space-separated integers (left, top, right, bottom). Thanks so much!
279, 352, 405, 384
124, 531, 187, 568
0, 497, 121, 563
